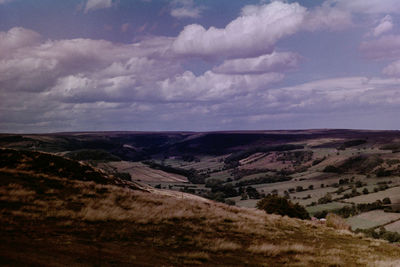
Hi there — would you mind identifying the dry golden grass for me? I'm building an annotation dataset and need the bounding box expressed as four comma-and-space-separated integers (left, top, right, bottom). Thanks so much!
178, 251, 210, 265
2, 163, 400, 266
208, 239, 241, 252
369, 259, 400, 267
248, 243, 313, 256
326, 213, 351, 231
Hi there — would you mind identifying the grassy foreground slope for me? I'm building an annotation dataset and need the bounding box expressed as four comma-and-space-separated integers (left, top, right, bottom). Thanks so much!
1, 149, 400, 266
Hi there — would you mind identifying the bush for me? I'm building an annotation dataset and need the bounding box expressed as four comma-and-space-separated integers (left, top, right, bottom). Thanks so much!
323, 165, 341, 173
65, 149, 121, 161
246, 186, 260, 199
256, 194, 309, 220
382, 197, 391, 204
296, 186, 304, 192
356, 227, 400, 243
114, 172, 132, 181
376, 168, 392, 177
318, 193, 332, 204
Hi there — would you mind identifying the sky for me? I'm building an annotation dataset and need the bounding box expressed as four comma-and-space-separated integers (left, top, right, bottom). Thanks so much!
1, 0, 400, 133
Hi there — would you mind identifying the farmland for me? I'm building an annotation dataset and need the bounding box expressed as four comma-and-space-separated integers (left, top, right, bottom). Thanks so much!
2, 129, 400, 237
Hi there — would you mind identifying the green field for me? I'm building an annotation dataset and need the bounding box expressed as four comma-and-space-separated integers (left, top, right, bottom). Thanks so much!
346, 210, 400, 230
385, 220, 400, 233
344, 186, 400, 204
306, 202, 351, 216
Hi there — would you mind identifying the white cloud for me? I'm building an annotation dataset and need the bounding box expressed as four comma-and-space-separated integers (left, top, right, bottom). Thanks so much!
85, 0, 113, 13
261, 76, 400, 112
212, 52, 300, 74
172, 2, 307, 59
372, 15, 394, 37
0, 27, 41, 58
382, 60, 400, 77
0, 27, 177, 95
171, 0, 203, 19
158, 71, 284, 101
0, 26, 285, 108
172, 1, 351, 59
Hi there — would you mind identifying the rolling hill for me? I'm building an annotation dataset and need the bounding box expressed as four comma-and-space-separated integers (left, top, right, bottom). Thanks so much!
1, 148, 400, 266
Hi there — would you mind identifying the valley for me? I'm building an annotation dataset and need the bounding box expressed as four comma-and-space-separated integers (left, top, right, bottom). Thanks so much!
2, 129, 400, 265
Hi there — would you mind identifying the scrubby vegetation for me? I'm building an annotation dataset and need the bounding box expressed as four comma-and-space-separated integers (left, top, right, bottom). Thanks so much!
357, 227, 400, 243
257, 194, 310, 220
224, 144, 304, 167
338, 139, 367, 150
314, 199, 393, 219
65, 149, 121, 161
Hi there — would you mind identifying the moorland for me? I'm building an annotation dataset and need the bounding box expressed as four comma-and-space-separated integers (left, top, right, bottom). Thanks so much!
2, 129, 400, 266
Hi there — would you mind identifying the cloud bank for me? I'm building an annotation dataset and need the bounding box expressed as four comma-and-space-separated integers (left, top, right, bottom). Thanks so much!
2, 0, 400, 132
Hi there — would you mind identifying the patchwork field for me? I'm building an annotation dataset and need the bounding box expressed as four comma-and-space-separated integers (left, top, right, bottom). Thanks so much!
344, 186, 400, 204
3, 129, 400, 248
385, 220, 400, 233
2, 148, 400, 266
346, 210, 400, 230
99, 161, 188, 182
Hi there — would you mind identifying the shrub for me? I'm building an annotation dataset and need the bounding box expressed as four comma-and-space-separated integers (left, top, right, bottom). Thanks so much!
312, 157, 326, 166
246, 186, 260, 199
65, 149, 121, 161
296, 186, 304, 192
357, 227, 400, 243
376, 168, 392, 177
336, 186, 345, 194
323, 165, 341, 173
256, 194, 309, 220
318, 193, 332, 204
114, 172, 131, 181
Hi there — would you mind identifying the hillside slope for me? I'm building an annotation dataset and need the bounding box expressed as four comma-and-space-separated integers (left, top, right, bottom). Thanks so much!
1, 149, 400, 266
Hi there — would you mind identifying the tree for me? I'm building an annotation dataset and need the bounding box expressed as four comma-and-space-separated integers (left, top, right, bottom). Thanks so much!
256, 194, 310, 220
382, 197, 391, 204
246, 186, 260, 199
318, 193, 332, 204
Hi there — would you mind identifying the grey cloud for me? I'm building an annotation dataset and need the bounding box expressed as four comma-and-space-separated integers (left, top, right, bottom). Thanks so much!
170, 0, 203, 19
0, 27, 41, 58
328, 0, 400, 14
0, 28, 178, 96
85, 0, 113, 13
360, 35, 400, 60
382, 60, 400, 77
303, 4, 352, 31
158, 71, 284, 101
